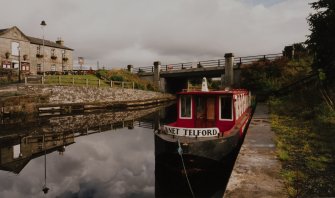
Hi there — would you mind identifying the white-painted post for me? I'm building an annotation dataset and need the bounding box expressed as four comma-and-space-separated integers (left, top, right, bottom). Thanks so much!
42, 76, 44, 85
72, 77, 75, 85
110, 80, 113, 88
98, 79, 101, 87
132, 82, 135, 89
127, 65, 133, 73
25, 77, 27, 85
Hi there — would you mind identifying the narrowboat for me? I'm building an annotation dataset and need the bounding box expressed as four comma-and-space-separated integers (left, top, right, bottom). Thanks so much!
155, 78, 253, 162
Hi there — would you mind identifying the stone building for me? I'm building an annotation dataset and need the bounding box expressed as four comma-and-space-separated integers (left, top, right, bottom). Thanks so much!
0, 26, 73, 75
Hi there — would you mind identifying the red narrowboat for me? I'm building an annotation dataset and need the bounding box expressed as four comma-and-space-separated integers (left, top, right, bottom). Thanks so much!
155, 78, 253, 161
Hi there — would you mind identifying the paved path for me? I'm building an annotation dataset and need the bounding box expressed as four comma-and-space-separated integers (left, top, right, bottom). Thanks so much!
224, 103, 286, 198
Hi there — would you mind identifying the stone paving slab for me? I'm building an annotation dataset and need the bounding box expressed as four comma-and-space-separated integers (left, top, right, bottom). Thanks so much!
224, 103, 286, 198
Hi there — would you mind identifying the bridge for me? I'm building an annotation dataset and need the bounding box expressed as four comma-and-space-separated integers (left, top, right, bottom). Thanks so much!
131, 53, 283, 93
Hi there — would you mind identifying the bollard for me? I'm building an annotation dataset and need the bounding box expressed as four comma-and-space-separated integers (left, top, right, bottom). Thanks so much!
25, 77, 27, 85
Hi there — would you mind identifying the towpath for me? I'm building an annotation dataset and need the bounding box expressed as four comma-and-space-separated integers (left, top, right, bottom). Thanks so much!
224, 103, 286, 198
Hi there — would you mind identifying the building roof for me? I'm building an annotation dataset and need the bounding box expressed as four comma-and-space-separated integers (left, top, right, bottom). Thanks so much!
27, 36, 73, 51
0, 27, 73, 51
0, 28, 8, 34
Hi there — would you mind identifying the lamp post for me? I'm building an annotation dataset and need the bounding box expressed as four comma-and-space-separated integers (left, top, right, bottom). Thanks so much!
18, 46, 21, 83
42, 134, 49, 194
40, 20, 47, 76
62, 50, 65, 73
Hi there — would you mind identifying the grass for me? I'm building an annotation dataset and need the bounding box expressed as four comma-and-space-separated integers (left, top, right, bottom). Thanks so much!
43, 75, 110, 87
96, 69, 157, 91
269, 88, 335, 197
239, 54, 335, 197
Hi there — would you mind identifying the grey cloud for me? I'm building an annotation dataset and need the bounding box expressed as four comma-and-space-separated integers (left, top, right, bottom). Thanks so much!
0, 0, 312, 68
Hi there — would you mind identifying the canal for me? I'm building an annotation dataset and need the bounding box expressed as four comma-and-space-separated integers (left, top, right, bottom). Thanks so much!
0, 103, 241, 198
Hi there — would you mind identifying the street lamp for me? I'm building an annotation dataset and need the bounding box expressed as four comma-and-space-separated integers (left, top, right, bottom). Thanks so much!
42, 134, 49, 194
40, 20, 47, 76
62, 50, 65, 73
18, 46, 21, 83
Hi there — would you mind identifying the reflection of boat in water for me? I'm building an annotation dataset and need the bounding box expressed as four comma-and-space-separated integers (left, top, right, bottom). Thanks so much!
155, 78, 253, 162
155, 147, 240, 197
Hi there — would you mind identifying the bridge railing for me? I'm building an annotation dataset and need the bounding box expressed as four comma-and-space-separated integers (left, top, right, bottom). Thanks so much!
134, 53, 283, 74
234, 53, 283, 65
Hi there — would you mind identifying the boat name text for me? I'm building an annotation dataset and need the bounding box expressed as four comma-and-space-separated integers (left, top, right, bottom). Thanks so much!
162, 126, 219, 137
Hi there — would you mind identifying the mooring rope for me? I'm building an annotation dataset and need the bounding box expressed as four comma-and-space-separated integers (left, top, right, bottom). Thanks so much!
177, 138, 195, 198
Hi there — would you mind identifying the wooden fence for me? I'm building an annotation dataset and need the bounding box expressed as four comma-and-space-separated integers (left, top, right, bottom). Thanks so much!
24, 76, 135, 89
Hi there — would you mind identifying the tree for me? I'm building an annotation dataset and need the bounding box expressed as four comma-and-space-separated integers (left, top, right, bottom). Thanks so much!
306, 0, 335, 78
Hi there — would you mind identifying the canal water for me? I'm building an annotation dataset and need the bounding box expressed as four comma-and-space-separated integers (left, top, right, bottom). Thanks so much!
0, 103, 240, 198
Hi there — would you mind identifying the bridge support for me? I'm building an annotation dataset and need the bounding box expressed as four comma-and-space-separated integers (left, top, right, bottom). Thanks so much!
224, 53, 234, 87
154, 61, 161, 89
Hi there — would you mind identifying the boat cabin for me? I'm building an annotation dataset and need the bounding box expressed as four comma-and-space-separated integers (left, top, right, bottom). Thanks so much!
173, 89, 251, 133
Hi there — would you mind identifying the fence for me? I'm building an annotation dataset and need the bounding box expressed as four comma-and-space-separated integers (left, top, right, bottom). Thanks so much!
24, 76, 135, 89
134, 53, 283, 74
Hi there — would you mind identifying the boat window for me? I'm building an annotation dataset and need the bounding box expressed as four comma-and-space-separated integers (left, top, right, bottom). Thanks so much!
180, 95, 192, 118
220, 96, 232, 120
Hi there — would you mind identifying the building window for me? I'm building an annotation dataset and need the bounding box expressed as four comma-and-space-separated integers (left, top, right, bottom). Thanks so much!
21, 63, 30, 71
37, 46, 41, 54
11, 42, 19, 56
51, 49, 55, 56
220, 95, 233, 120
180, 95, 192, 118
37, 64, 41, 72
51, 65, 56, 71
13, 144, 21, 159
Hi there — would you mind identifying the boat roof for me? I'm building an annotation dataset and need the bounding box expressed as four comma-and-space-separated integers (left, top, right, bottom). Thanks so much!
177, 89, 249, 96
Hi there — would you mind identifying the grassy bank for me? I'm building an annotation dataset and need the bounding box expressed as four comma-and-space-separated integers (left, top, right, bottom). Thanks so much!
269, 84, 335, 197
240, 53, 335, 197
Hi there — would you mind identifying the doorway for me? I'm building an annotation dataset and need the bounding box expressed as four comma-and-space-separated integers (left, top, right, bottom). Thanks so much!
195, 96, 216, 128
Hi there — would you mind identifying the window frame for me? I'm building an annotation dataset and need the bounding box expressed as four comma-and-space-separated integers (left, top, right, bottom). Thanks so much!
179, 95, 193, 119
219, 95, 234, 121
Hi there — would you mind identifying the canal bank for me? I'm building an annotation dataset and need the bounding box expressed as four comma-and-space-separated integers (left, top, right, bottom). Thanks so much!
0, 85, 175, 116
224, 103, 285, 198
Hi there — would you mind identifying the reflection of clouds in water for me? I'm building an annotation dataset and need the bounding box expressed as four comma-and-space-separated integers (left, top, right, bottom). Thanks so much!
0, 127, 155, 198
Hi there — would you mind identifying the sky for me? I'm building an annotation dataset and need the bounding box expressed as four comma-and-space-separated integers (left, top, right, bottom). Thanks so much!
0, 0, 313, 69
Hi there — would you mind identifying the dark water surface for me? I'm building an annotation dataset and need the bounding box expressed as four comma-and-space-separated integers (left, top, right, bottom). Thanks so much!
0, 104, 238, 198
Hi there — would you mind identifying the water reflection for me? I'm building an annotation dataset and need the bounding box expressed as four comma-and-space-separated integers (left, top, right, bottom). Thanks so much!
0, 105, 167, 198
0, 103, 238, 198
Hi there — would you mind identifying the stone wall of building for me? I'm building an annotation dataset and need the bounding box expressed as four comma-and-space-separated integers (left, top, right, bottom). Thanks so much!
29, 44, 73, 74
0, 28, 31, 72
0, 27, 73, 75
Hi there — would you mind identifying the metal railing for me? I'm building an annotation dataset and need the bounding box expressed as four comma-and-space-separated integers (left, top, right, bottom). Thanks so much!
133, 53, 283, 74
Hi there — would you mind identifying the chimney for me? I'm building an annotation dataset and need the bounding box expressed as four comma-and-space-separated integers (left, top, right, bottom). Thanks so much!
56, 37, 64, 46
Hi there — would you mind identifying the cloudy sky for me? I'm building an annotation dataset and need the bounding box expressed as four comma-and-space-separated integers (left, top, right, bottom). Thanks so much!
0, 0, 313, 69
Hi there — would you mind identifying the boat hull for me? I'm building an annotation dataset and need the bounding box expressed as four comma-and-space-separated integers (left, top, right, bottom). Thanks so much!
154, 109, 252, 162
155, 131, 240, 162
